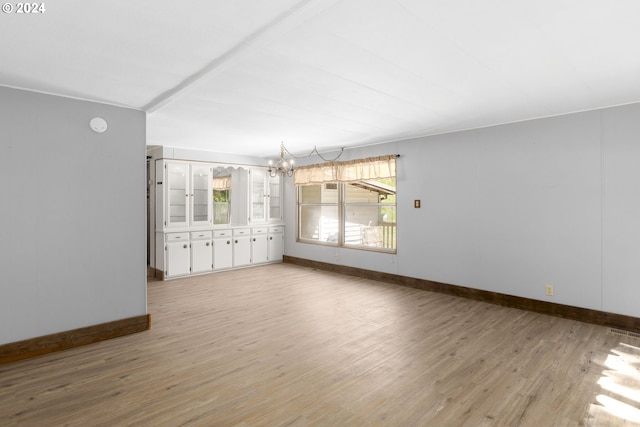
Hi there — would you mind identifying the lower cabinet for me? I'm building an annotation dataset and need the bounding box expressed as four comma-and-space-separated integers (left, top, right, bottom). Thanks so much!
213, 229, 233, 270
251, 227, 268, 264
268, 226, 284, 262
233, 228, 251, 267
162, 225, 283, 279
190, 231, 212, 274
166, 232, 190, 278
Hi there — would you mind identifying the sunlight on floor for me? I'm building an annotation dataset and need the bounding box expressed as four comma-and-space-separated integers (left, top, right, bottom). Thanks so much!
589, 341, 640, 425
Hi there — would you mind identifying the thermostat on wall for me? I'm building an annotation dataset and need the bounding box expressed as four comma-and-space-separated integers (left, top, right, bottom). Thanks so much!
89, 117, 108, 133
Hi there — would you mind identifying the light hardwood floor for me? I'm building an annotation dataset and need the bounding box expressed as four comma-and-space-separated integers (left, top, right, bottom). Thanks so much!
1, 263, 639, 426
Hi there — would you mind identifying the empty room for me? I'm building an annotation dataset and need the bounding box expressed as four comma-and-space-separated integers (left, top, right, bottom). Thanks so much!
1, 1, 640, 426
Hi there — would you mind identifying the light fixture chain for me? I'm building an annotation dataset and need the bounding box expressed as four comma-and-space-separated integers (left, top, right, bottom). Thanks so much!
269, 142, 344, 177
280, 142, 344, 162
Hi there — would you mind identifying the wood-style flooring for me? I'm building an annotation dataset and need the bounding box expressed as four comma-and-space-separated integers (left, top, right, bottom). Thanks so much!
1, 263, 639, 426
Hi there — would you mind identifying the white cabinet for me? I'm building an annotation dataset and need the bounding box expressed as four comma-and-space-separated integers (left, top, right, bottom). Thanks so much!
251, 227, 268, 264
157, 161, 213, 229
249, 170, 266, 223
267, 174, 282, 222
268, 226, 284, 262
190, 231, 212, 274
165, 232, 190, 278
249, 169, 282, 224
163, 161, 190, 228
213, 229, 233, 270
233, 228, 251, 267
153, 159, 285, 280
190, 164, 213, 226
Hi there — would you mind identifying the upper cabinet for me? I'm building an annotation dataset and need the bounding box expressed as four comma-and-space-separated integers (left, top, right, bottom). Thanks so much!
249, 169, 283, 224
249, 169, 266, 223
163, 161, 190, 228
190, 163, 213, 226
158, 160, 214, 229
156, 160, 283, 231
268, 174, 282, 222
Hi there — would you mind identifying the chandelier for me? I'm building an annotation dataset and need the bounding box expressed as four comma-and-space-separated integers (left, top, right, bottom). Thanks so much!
268, 142, 294, 177
268, 142, 344, 178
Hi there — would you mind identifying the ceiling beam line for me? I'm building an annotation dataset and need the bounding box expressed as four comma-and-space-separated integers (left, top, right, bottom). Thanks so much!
144, 0, 339, 113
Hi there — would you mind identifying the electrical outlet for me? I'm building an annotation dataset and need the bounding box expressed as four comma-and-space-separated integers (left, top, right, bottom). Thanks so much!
545, 285, 554, 296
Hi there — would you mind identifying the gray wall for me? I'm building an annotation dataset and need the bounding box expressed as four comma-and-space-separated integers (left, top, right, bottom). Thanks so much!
0, 86, 147, 345
284, 102, 640, 318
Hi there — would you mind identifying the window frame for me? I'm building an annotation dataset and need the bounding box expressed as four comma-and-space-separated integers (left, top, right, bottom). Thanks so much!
297, 180, 397, 254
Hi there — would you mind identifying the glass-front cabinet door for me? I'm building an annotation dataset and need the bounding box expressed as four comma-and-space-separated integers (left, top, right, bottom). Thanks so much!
166, 161, 189, 228
249, 170, 266, 223
190, 164, 212, 226
267, 174, 282, 222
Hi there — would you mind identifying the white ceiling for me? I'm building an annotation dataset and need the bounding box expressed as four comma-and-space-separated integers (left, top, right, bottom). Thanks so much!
2, 0, 639, 157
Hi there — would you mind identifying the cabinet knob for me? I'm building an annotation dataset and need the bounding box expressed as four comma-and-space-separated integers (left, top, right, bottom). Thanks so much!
252, 238, 256, 242
183, 244, 188, 249
227, 240, 230, 244
269, 237, 273, 240
235, 240, 238, 244
206, 242, 210, 246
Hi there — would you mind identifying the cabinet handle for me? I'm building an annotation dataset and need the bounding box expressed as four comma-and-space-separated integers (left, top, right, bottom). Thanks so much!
206, 242, 210, 246
227, 240, 230, 244
269, 237, 273, 240
235, 240, 238, 244
252, 238, 256, 242
183, 244, 188, 249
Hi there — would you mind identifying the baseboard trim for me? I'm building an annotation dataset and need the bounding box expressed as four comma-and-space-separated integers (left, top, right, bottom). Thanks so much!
0, 314, 151, 365
284, 256, 640, 334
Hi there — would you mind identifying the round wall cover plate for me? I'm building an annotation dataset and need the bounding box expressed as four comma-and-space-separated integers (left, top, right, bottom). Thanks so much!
89, 117, 108, 133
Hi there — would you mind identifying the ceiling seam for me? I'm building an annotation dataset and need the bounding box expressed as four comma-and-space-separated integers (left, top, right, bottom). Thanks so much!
144, 0, 341, 113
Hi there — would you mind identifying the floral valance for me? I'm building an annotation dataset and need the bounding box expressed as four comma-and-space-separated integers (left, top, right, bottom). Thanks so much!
213, 176, 231, 190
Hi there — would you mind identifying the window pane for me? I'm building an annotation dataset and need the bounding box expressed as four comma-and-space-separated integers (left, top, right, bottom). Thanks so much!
299, 205, 339, 243
343, 205, 396, 249
213, 203, 229, 224
213, 189, 230, 224
214, 189, 229, 202
345, 179, 395, 204
300, 183, 339, 203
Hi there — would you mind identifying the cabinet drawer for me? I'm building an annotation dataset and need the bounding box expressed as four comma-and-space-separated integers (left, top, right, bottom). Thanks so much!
233, 228, 250, 236
213, 229, 232, 238
166, 232, 189, 242
190, 231, 212, 240
251, 227, 268, 235
268, 226, 284, 234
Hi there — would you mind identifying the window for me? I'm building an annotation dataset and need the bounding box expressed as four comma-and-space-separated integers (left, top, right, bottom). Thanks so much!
296, 155, 397, 252
299, 184, 339, 243
213, 175, 231, 224
343, 179, 396, 250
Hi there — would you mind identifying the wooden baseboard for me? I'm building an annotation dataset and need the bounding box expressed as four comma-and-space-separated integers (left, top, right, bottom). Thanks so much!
284, 256, 640, 334
147, 266, 164, 280
0, 314, 151, 365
